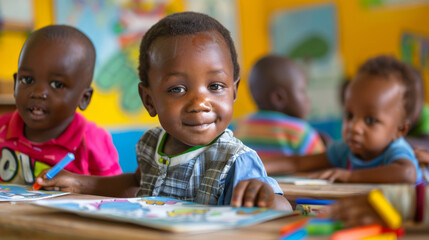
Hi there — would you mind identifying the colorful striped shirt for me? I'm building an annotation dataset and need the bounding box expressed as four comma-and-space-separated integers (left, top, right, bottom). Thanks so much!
233, 111, 325, 158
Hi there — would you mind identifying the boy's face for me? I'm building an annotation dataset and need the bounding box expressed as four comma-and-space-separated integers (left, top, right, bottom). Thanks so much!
14, 38, 92, 142
139, 31, 238, 152
342, 74, 407, 160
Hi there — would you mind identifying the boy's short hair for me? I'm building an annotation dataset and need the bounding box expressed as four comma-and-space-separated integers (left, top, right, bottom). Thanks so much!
138, 11, 239, 87
356, 55, 421, 123
249, 55, 293, 106
22, 25, 96, 85
249, 55, 305, 115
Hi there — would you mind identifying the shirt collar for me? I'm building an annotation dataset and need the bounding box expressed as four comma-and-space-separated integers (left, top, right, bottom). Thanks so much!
155, 129, 224, 167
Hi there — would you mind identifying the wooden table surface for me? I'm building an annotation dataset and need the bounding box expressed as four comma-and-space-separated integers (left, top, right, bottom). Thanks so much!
0, 192, 427, 240
280, 182, 378, 198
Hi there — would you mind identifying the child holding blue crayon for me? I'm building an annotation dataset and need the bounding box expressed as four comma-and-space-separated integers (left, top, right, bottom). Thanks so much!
0, 25, 122, 186
34, 12, 291, 210
263, 55, 422, 184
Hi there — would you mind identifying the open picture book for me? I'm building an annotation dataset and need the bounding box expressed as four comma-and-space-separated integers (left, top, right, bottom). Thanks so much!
33, 196, 294, 233
0, 183, 69, 201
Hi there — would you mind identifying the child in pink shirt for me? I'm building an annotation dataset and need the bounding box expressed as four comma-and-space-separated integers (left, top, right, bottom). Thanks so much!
0, 25, 122, 185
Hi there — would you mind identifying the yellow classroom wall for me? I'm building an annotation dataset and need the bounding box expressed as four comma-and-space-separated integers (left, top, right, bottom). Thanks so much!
1, 0, 428, 127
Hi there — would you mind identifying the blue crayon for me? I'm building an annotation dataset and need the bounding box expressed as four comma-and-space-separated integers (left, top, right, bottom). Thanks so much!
46, 153, 75, 179
295, 199, 336, 205
33, 153, 75, 190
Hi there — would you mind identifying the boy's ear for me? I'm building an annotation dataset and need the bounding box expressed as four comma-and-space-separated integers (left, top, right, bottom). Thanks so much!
13, 73, 17, 97
138, 82, 157, 117
397, 120, 411, 138
233, 78, 240, 102
78, 87, 93, 111
270, 88, 288, 112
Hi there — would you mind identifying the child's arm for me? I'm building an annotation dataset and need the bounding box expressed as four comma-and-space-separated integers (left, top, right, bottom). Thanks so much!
327, 194, 386, 227
230, 179, 291, 211
35, 168, 141, 197
262, 153, 332, 175
307, 159, 417, 183
414, 147, 429, 165
328, 184, 427, 227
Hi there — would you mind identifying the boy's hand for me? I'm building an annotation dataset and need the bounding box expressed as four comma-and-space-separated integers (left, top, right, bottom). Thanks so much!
231, 179, 274, 208
326, 194, 384, 227
308, 168, 351, 182
35, 169, 81, 193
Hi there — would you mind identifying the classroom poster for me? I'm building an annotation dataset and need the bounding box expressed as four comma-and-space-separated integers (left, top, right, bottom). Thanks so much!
34, 196, 292, 233
401, 33, 429, 72
270, 3, 343, 138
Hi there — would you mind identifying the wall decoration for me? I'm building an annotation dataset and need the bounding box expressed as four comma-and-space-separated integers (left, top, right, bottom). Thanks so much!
270, 3, 343, 138
401, 32, 429, 71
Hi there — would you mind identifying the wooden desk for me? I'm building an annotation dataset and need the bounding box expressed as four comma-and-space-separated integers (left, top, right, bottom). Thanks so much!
0, 193, 426, 240
280, 183, 379, 200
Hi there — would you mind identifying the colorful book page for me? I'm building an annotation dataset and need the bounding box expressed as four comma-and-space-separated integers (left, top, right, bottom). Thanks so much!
273, 176, 331, 185
34, 196, 293, 233
0, 183, 69, 201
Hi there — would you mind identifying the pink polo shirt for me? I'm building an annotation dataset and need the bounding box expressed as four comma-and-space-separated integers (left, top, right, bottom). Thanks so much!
0, 111, 122, 185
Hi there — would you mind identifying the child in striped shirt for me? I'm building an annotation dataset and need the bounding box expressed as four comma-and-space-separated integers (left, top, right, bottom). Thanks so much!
234, 55, 325, 174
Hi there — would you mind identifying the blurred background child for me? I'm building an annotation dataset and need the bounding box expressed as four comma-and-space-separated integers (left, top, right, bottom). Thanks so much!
261, 55, 423, 184
340, 67, 429, 181
0, 25, 122, 185
234, 55, 325, 164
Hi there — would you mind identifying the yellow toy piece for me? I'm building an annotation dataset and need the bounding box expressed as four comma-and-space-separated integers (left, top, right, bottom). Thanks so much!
368, 189, 402, 229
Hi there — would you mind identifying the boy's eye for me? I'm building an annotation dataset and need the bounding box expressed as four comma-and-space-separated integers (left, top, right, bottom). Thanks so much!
19, 76, 34, 85
209, 83, 223, 91
344, 112, 353, 120
364, 117, 377, 125
168, 86, 185, 93
50, 81, 65, 89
